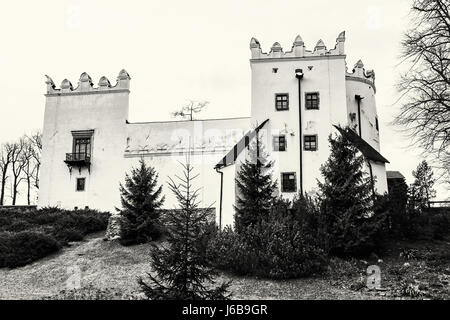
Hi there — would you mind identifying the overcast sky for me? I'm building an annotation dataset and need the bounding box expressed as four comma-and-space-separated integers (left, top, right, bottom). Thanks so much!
0, 0, 447, 199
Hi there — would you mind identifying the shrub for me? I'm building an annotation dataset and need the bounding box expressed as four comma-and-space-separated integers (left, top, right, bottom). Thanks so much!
209, 213, 328, 280
53, 227, 84, 243
0, 231, 61, 268
44, 285, 139, 300
400, 208, 450, 241
429, 210, 450, 240
0, 207, 110, 268
208, 226, 258, 276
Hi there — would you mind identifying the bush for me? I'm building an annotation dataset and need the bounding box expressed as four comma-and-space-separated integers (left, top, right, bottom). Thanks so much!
0, 207, 110, 268
53, 227, 84, 243
44, 285, 139, 300
429, 210, 450, 240
399, 208, 450, 241
0, 231, 61, 268
208, 213, 328, 280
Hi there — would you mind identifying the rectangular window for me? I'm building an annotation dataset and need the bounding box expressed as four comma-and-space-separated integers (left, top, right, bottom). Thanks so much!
281, 172, 297, 193
73, 137, 91, 160
76, 178, 86, 191
273, 135, 286, 151
375, 117, 379, 131
275, 94, 289, 111
304, 135, 318, 151
305, 92, 320, 110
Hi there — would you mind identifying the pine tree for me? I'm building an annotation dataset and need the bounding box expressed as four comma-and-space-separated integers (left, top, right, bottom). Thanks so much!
318, 127, 383, 256
138, 159, 230, 300
117, 158, 165, 246
234, 132, 278, 233
410, 160, 436, 209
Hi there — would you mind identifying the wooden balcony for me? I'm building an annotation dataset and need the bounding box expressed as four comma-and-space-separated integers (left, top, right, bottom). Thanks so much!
64, 153, 91, 173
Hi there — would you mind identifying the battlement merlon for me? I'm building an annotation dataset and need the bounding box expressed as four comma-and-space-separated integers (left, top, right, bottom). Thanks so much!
45, 69, 131, 96
250, 31, 346, 60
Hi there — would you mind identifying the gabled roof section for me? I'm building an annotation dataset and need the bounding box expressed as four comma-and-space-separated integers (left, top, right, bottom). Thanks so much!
333, 125, 389, 163
215, 119, 269, 169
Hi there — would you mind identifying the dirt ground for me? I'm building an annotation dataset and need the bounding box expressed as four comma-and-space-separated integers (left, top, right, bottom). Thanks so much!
0, 232, 386, 300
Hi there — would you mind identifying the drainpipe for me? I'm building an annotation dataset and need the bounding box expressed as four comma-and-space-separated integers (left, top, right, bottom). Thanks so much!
367, 160, 376, 201
296, 69, 304, 195
355, 95, 375, 199
215, 167, 223, 230
355, 95, 364, 137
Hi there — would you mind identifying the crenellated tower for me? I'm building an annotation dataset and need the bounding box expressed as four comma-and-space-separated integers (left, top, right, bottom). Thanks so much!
249, 31, 387, 197
39, 70, 131, 211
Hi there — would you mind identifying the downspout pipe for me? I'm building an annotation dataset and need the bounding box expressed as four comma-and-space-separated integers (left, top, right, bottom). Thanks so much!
215, 167, 224, 230
355, 95, 364, 137
296, 69, 304, 195
367, 160, 376, 201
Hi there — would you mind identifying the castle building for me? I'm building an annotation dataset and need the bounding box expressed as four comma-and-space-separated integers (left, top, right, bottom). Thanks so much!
38, 32, 389, 227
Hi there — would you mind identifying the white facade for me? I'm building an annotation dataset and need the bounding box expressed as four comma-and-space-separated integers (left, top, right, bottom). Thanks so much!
38, 32, 389, 227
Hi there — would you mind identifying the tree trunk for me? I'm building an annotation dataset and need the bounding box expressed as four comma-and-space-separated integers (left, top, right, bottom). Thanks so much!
12, 177, 18, 205
27, 176, 31, 205
0, 168, 7, 205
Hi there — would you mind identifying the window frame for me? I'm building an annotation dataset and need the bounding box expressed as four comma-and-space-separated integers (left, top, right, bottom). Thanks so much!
76, 177, 86, 192
305, 92, 320, 110
281, 172, 297, 193
73, 137, 91, 157
272, 135, 287, 152
275, 93, 289, 111
71, 129, 94, 160
304, 135, 318, 151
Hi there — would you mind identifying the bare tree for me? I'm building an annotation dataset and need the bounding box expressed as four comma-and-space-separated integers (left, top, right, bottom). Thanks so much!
10, 138, 27, 205
27, 131, 42, 189
0, 143, 14, 205
394, 0, 450, 181
171, 100, 209, 121
21, 140, 36, 205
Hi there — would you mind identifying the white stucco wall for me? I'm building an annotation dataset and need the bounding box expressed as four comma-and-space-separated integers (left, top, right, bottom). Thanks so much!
123, 117, 250, 225
346, 76, 380, 152
38, 73, 130, 212
371, 161, 388, 194
251, 55, 349, 199
220, 164, 237, 228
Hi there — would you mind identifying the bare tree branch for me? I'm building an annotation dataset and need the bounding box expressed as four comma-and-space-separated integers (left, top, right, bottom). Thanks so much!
171, 100, 209, 121
394, 0, 450, 185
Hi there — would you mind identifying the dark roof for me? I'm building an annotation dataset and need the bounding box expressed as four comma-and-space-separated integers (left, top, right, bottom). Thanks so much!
386, 171, 405, 179
215, 119, 269, 169
334, 125, 390, 163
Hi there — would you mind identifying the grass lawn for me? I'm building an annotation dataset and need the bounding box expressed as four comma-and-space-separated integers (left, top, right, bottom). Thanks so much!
2, 231, 448, 300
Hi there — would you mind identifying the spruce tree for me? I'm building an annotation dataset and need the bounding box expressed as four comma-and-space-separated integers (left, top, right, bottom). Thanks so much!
234, 132, 278, 233
318, 127, 383, 256
138, 160, 230, 300
117, 158, 165, 246
410, 160, 436, 209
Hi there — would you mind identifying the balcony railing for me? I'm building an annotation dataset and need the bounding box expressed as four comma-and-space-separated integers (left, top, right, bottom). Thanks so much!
64, 153, 91, 174
65, 153, 91, 163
